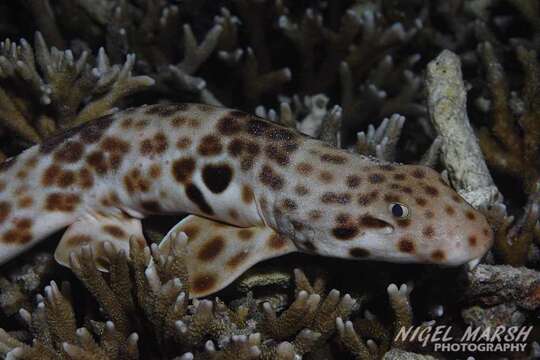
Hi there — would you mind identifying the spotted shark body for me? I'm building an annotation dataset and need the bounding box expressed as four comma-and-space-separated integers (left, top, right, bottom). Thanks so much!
0, 103, 493, 297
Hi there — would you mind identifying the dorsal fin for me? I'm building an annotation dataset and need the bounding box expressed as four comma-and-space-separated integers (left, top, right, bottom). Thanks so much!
159, 215, 297, 298
54, 213, 145, 271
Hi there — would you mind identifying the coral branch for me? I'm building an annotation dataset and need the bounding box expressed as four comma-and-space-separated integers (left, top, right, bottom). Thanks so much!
426, 49, 501, 209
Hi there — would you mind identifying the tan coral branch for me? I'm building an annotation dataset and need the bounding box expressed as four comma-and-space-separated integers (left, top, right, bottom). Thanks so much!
426, 49, 501, 210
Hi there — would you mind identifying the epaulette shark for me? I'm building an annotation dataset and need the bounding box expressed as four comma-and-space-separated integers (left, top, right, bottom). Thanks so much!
0, 103, 493, 297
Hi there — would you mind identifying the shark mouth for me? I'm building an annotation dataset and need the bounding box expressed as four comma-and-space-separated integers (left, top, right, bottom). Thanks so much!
359, 215, 394, 234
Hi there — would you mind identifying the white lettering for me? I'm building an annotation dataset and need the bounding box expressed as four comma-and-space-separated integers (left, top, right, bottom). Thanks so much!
431, 326, 444, 342
461, 326, 481, 342
394, 326, 415, 343
505, 326, 518, 341
442, 326, 453, 342
395, 326, 530, 353
491, 325, 505, 342
478, 327, 492, 341
515, 326, 533, 342
417, 327, 432, 347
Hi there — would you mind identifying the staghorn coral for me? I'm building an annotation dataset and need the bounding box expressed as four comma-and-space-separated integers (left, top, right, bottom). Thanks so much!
0, 237, 445, 359
335, 283, 414, 359
0, 235, 250, 359
354, 113, 442, 168
339, 57, 427, 143
475, 43, 540, 266
0, 32, 153, 151
494, 194, 540, 266
256, 94, 344, 146
212, 0, 292, 106
278, 3, 419, 94
0, 238, 372, 359
164, 24, 225, 106
47, 0, 290, 108
0, 280, 140, 359
477, 43, 540, 195
355, 113, 406, 161
0, 0, 437, 150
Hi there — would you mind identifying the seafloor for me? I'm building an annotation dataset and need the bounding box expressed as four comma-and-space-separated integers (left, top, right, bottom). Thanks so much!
0, 1, 539, 359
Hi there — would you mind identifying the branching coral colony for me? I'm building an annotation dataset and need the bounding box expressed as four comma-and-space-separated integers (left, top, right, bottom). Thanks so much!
0, 236, 416, 359
475, 43, 540, 266
0, 33, 154, 157
0, 0, 539, 359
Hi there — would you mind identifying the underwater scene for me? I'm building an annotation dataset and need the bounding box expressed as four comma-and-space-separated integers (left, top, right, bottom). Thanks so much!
0, 0, 538, 359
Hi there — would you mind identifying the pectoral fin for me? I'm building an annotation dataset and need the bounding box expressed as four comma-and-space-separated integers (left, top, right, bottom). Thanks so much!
55, 213, 145, 270
159, 215, 296, 298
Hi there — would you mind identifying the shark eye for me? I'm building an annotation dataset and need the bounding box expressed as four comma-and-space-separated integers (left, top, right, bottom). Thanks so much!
389, 203, 409, 219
